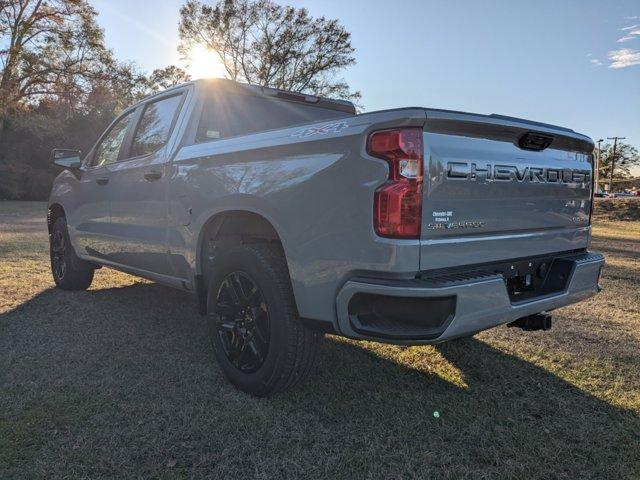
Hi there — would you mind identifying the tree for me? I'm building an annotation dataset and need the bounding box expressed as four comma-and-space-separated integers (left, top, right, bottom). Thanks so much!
0, 0, 113, 129
178, 0, 360, 103
0, 2, 192, 200
146, 65, 191, 93
0, 60, 191, 200
597, 141, 640, 189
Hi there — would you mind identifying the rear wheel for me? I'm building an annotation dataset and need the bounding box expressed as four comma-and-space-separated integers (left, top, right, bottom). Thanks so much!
50, 217, 94, 291
206, 243, 321, 396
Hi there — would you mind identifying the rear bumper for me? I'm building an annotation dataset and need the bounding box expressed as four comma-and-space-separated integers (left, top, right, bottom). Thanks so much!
335, 251, 604, 345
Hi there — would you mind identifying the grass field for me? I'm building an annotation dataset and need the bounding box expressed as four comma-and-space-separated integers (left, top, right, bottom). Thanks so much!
1, 201, 639, 479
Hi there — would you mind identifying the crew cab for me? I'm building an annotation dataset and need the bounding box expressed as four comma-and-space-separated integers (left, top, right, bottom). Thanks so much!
48, 79, 604, 396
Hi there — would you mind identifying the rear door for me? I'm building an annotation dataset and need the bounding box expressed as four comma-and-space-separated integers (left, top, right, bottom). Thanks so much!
106, 90, 187, 276
420, 111, 594, 270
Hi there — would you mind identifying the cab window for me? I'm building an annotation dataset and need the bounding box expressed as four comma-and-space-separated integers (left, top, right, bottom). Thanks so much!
89, 110, 134, 167
130, 94, 183, 158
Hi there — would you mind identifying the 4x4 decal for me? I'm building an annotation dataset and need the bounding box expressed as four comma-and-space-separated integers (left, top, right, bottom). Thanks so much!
292, 121, 349, 138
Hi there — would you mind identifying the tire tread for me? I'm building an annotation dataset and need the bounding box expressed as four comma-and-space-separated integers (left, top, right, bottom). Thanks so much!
244, 243, 320, 394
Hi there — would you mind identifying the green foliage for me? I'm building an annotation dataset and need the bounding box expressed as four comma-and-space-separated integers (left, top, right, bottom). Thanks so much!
0, 96, 115, 199
178, 0, 361, 103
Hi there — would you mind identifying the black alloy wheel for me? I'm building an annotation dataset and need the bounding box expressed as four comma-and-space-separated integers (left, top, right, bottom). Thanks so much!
49, 216, 94, 291
50, 228, 67, 281
206, 243, 321, 396
215, 271, 270, 373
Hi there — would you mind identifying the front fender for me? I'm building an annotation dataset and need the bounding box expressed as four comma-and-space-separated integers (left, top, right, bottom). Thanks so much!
48, 170, 77, 212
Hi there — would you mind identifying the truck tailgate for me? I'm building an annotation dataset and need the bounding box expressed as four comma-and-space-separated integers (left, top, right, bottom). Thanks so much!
420, 110, 594, 270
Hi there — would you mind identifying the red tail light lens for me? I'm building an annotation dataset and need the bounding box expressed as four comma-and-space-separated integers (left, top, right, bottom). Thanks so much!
367, 128, 423, 238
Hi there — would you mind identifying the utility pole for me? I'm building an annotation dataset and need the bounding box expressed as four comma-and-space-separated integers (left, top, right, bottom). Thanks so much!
595, 139, 603, 194
607, 136, 626, 193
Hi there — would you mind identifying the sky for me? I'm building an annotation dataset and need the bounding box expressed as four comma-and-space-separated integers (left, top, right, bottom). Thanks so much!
93, 0, 639, 173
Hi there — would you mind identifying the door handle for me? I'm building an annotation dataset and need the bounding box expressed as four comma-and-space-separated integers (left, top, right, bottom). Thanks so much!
96, 177, 109, 185
143, 171, 163, 182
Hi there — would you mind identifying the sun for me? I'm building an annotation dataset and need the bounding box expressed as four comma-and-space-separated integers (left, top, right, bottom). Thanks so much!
185, 44, 227, 79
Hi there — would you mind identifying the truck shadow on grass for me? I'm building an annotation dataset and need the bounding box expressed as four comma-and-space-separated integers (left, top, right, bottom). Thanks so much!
1, 282, 639, 479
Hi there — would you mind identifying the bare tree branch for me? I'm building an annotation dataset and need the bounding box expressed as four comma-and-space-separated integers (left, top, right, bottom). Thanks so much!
178, 0, 360, 103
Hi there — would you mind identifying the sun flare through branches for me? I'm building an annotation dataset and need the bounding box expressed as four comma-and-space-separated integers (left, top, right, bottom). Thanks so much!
185, 43, 227, 79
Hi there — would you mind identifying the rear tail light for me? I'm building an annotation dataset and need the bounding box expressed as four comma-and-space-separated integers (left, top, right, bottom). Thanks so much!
367, 128, 424, 238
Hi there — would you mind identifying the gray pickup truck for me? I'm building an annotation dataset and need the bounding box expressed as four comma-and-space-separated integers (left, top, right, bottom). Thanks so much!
48, 79, 604, 396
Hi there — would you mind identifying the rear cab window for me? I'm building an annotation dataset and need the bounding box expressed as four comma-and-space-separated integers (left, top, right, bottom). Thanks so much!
130, 94, 184, 158
195, 87, 352, 143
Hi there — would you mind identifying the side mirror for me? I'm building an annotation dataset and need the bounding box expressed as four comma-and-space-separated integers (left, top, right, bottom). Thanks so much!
51, 149, 82, 169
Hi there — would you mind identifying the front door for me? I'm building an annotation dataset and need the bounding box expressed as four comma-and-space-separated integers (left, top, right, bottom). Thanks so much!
71, 109, 136, 259
106, 92, 186, 277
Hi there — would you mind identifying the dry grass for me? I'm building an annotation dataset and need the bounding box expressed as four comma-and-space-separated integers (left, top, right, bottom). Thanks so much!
1, 201, 639, 480
592, 197, 640, 222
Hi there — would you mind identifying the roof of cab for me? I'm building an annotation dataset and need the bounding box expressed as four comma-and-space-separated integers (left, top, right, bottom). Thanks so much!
194, 78, 356, 114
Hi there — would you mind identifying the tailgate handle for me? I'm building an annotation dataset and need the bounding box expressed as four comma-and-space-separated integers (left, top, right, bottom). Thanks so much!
518, 132, 554, 151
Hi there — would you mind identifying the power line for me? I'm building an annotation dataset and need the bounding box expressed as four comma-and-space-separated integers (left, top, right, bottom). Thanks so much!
607, 136, 626, 193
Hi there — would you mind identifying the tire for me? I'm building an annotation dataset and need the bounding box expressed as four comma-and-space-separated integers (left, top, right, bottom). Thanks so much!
206, 243, 321, 396
50, 217, 94, 291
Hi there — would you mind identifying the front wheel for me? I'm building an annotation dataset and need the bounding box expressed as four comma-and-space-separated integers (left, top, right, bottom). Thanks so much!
206, 243, 321, 396
50, 217, 94, 291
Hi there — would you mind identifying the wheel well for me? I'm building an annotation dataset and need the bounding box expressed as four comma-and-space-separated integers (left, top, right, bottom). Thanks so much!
196, 211, 284, 315
199, 210, 282, 274
47, 204, 65, 234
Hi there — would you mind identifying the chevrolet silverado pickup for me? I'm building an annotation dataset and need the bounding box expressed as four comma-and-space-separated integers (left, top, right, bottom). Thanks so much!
48, 79, 604, 396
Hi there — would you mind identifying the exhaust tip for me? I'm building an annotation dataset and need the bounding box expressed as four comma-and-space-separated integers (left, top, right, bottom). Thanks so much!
508, 313, 552, 331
